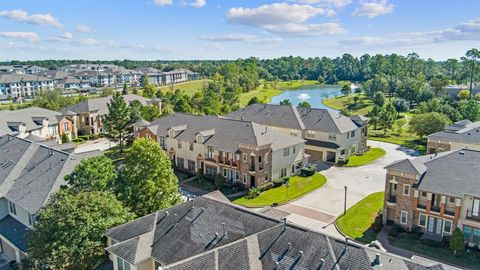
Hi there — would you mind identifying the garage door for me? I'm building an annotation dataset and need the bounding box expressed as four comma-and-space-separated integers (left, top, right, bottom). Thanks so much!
305, 149, 323, 161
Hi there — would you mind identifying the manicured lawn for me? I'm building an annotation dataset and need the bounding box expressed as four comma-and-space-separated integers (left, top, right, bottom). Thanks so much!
186, 177, 239, 195
344, 147, 386, 167
389, 233, 480, 269
336, 192, 384, 244
322, 94, 373, 115
158, 79, 209, 96
233, 173, 327, 207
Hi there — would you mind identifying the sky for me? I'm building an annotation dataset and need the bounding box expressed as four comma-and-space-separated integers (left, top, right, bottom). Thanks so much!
0, 0, 479, 61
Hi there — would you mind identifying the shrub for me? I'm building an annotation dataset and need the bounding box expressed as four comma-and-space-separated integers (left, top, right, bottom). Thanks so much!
372, 213, 383, 233
247, 187, 261, 199
389, 224, 404, 237
300, 165, 316, 177
273, 178, 285, 188
337, 158, 348, 166
421, 238, 445, 248
61, 133, 70, 143
78, 135, 90, 141
214, 174, 224, 190
449, 227, 465, 256
72, 138, 84, 143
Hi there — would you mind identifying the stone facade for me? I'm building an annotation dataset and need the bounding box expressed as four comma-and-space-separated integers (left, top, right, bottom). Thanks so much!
384, 169, 418, 231
426, 139, 451, 154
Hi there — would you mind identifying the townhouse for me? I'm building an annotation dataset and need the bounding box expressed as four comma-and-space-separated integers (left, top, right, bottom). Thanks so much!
0, 107, 75, 142
0, 65, 47, 75
72, 70, 116, 87
0, 135, 100, 263
427, 119, 480, 154
63, 94, 158, 135
135, 113, 307, 188
112, 68, 142, 87
0, 74, 54, 99
104, 191, 450, 270
226, 104, 369, 164
383, 149, 480, 246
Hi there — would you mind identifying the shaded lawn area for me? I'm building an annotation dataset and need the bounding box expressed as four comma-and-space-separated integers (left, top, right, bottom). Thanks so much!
389, 233, 480, 269
185, 177, 239, 195
344, 147, 386, 167
336, 192, 384, 244
233, 173, 327, 207
158, 79, 209, 96
322, 94, 373, 115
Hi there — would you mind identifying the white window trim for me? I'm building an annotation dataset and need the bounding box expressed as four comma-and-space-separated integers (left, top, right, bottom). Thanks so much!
403, 184, 411, 196
443, 220, 452, 234
400, 210, 408, 225
418, 213, 426, 227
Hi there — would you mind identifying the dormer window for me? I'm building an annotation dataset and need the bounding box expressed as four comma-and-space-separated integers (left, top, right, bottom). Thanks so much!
197, 135, 203, 144
168, 130, 175, 138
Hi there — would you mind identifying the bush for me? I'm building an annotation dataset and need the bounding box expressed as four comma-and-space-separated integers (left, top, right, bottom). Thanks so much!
449, 227, 465, 256
372, 213, 383, 233
389, 224, 404, 237
214, 174, 224, 190
273, 177, 289, 188
61, 133, 70, 143
300, 165, 316, 177
247, 187, 261, 199
337, 158, 349, 166
421, 238, 445, 248
78, 135, 90, 141
72, 138, 84, 143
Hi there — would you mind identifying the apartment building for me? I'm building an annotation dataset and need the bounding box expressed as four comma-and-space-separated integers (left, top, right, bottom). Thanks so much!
427, 119, 480, 154
0, 135, 100, 263
62, 94, 157, 135
60, 64, 119, 72
0, 65, 47, 75
0, 107, 75, 142
226, 104, 368, 163
0, 74, 54, 99
383, 149, 480, 246
104, 191, 450, 270
135, 113, 307, 188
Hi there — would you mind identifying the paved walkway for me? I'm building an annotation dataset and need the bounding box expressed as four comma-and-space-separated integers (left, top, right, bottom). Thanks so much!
74, 138, 116, 153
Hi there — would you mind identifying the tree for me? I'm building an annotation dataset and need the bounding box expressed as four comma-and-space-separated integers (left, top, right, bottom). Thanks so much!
141, 105, 161, 121
459, 99, 480, 121
129, 99, 143, 124
100, 88, 115, 97
103, 93, 131, 152
475, 92, 480, 101
392, 98, 409, 116
378, 103, 397, 134
457, 89, 470, 100
115, 138, 181, 216
430, 76, 449, 96
352, 95, 359, 105
61, 133, 70, 143
368, 105, 381, 130
298, 101, 311, 108
341, 84, 352, 96
214, 173, 224, 190
409, 112, 450, 137
279, 99, 292, 106
122, 83, 129, 95
372, 91, 386, 107
464, 48, 480, 92
65, 156, 117, 192
248, 96, 261, 105
28, 189, 134, 269
449, 227, 465, 256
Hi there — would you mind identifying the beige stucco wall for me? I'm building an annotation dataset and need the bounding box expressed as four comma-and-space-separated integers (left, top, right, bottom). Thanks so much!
271, 143, 305, 180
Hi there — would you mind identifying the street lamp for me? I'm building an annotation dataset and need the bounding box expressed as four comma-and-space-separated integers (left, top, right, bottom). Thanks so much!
344, 185, 348, 216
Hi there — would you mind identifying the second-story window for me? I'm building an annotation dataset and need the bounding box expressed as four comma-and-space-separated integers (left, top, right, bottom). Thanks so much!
351, 130, 355, 137
28, 213, 36, 226
160, 137, 166, 149
189, 142, 194, 151
177, 141, 182, 149
63, 122, 69, 133
283, 148, 290, 157
306, 130, 315, 138
292, 146, 296, 154
9, 201, 16, 215
207, 146, 214, 159
328, 134, 336, 141
403, 184, 410, 196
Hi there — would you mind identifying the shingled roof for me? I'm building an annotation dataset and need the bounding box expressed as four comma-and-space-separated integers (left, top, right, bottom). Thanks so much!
0, 107, 70, 136
428, 120, 480, 145
105, 195, 452, 270
61, 94, 151, 115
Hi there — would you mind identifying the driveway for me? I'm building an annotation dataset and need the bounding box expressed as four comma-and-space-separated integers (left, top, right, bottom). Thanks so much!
278, 140, 417, 238
74, 138, 116, 154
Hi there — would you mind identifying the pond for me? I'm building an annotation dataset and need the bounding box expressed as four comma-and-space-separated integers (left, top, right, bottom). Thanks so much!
269, 84, 343, 110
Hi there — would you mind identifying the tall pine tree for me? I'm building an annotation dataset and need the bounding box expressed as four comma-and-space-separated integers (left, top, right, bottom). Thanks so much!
103, 92, 131, 152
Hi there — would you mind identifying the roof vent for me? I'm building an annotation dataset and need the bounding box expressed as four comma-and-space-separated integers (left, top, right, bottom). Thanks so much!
371, 253, 381, 266
459, 150, 465, 155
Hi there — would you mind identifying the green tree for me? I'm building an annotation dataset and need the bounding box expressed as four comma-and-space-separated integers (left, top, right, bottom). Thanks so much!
341, 84, 352, 96
214, 173, 224, 190
103, 93, 131, 152
475, 92, 480, 101
409, 112, 450, 138
129, 99, 143, 124
464, 48, 480, 92
61, 133, 70, 143
122, 83, 129, 95
298, 101, 311, 108
65, 156, 117, 192
279, 99, 292, 106
430, 76, 450, 96
100, 88, 115, 97
378, 103, 397, 134
372, 91, 386, 107
449, 227, 465, 256
248, 96, 261, 105
368, 105, 381, 130
28, 189, 134, 269
141, 105, 161, 121
459, 99, 480, 121
392, 98, 409, 116
115, 138, 181, 216
457, 89, 470, 100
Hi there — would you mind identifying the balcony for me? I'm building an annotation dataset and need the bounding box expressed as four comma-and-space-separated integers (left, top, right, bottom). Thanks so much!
249, 165, 256, 172
467, 210, 480, 222
444, 209, 455, 217
386, 195, 397, 206
430, 205, 441, 213
417, 204, 427, 210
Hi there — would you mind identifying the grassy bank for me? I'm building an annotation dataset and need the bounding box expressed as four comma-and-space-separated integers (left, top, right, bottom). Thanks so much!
158, 79, 208, 96
344, 147, 386, 167
322, 93, 373, 115
233, 173, 327, 207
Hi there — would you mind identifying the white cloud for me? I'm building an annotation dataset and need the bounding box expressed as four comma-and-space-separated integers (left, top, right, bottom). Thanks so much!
0, 9, 62, 28
198, 33, 257, 42
0, 32, 40, 42
60, 32, 74, 40
226, 3, 342, 36
352, 0, 394, 18
76, 25, 92, 33
153, 0, 173, 6
78, 38, 98, 46
204, 43, 224, 50
190, 0, 206, 8
294, 0, 352, 8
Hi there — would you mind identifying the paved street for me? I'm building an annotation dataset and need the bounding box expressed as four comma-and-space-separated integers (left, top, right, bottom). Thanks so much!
278, 140, 418, 238
74, 138, 116, 154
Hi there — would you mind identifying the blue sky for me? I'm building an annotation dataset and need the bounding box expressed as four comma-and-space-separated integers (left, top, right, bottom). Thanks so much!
0, 0, 479, 60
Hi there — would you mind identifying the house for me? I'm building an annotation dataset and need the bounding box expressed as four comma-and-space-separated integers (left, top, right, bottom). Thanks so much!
136, 67, 163, 85
104, 192, 452, 270
0, 65, 47, 75
57, 76, 92, 90
0, 107, 75, 142
0, 74, 54, 99
427, 119, 480, 154
62, 94, 158, 135
0, 135, 100, 263
226, 104, 369, 163
60, 64, 119, 72
383, 149, 480, 246
135, 113, 307, 188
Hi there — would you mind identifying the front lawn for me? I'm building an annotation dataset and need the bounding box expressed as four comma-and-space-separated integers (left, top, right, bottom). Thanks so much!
389, 232, 480, 269
233, 173, 327, 207
336, 192, 384, 244
322, 94, 373, 115
185, 177, 239, 195
344, 147, 386, 167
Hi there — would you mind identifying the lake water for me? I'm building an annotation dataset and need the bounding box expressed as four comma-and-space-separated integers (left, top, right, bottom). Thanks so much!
269, 84, 342, 110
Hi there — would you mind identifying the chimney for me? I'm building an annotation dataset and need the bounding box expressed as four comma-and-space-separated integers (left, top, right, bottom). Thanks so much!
173, 213, 177, 224
373, 253, 380, 265
282, 217, 287, 230
222, 222, 227, 237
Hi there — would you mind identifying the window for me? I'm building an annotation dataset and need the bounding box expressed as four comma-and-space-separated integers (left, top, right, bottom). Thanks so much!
160, 137, 166, 149
283, 148, 290, 157
464, 226, 472, 241
350, 130, 355, 137
196, 135, 203, 144
243, 153, 247, 162
306, 130, 315, 138
258, 156, 262, 163
418, 214, 426, 227
188, 160, 195, 171
291, 165, 295, 174
243, 174, 247, 183
290, 130, 298, 136
189, 142, 194, 151
281, 168, 287, 178
177, 141, 182, 149
444, 220, 452, 233
223, 168, 227, 177
207, 146, 214, 159
400, 211, 408, 224
347, 132, 350, 139
449, 197, 455, 204
292, 146, 296, 154
145, 134, 151, 139
169, 130, 175, 138
474, 228, 480, 244
421, 191, 427, 198
63, 122, 68, 133
341, 149, 345, 155
176, 157, 184, 168
8, 201, 16, 215
117, 257, 131, 270
28, 213, 36, 226
328, 134, 336, 141
403, 185, 410, 196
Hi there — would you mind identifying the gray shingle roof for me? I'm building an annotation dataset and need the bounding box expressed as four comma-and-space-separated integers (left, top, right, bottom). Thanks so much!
428, 120, 480, 145
384, 159, 427, 175
0, 73, 52, 83
106, 194, 450, 270
226, 104, 359, 134
62, 94, 150, 115
0, 107, 67, 135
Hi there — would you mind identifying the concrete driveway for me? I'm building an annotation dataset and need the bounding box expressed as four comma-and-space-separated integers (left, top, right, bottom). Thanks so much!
74, 138, 116, 154
278, 140, 417, 238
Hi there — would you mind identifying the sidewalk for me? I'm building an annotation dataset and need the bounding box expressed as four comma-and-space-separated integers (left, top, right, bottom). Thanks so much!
376, 225, 415, 258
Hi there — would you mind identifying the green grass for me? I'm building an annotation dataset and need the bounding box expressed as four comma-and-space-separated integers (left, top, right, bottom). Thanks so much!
389, 233, 480, 269
186, 178, 238, 195
322, 94, 373, 115
344, 147, 386, 167
233, 173, 327, 207
158, 79, 209, 96
336, 192, 384, 244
